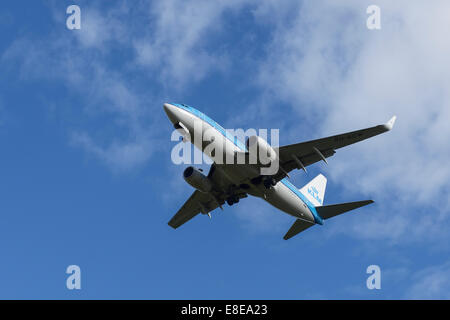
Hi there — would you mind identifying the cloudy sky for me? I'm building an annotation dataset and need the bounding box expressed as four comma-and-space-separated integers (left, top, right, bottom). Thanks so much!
0, 0, 449, 299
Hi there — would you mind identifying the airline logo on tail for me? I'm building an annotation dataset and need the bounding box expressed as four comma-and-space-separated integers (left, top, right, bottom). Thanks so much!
308, 186, 323, 205
300, 174, 327, 207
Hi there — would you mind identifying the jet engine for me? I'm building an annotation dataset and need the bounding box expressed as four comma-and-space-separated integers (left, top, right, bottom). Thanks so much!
183, 166, 213, 193
245, 135, 277, 165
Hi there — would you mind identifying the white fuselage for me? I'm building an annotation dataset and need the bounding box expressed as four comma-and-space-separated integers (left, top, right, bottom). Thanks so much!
164, 103, 318, 224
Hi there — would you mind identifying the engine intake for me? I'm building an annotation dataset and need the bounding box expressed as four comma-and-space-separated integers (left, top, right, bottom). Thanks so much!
183, 166, 213, 193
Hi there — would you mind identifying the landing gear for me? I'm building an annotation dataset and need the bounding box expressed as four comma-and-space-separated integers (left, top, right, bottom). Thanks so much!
263, 177, 276, 189
226, 195, 240, 206
251, 176, 277, 189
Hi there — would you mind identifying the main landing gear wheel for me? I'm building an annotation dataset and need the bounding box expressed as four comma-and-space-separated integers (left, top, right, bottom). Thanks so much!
263, 177, 276, 189
226, 195, 240, 206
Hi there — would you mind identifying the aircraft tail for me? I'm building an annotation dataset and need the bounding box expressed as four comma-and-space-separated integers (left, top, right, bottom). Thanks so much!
299, 174, 327, 206
283, 200, 374, 240
283, 174, 374, 240
315, 200, 374, 220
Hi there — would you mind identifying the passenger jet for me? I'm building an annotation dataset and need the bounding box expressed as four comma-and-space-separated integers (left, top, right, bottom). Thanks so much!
164, 103, 396, 240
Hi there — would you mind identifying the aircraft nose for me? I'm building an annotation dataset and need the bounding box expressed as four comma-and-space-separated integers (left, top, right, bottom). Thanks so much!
163, 103, 172, 114
163, 103, 179, 123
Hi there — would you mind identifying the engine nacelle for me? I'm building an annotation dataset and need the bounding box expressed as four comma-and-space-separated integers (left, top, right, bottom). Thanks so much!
245, 135, 277, 165
183, 166, 213, 193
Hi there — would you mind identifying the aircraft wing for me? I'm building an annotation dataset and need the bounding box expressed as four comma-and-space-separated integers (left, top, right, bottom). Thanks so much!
168, 190, 221, 228
272, 116, 396, 181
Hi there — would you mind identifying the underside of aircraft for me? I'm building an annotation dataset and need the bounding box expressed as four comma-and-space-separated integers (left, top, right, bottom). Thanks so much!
164, 102, 396, 240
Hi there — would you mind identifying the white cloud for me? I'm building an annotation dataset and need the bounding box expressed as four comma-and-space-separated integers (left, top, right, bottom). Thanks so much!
2, 31, 157, 171
405, 261, 450, 299
2, 1, 449, 244
253, 0, 450, 243
74, 5, 129, 49
132, 0, 248, 88
1, 1, 250, 171
70, 131, 153, 171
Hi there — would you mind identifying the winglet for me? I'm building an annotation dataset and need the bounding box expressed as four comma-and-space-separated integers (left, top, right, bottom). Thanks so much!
383, 115, 397, 131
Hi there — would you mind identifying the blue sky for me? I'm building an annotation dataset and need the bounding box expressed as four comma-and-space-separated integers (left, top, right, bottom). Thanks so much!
1, 0, 450, 299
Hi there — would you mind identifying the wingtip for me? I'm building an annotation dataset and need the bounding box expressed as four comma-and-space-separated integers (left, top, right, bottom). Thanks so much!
168, 221, 178, 229
384, 115, 397, 130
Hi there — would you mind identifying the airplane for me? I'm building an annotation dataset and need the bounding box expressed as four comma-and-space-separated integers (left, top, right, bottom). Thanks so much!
164, 102, 396, 240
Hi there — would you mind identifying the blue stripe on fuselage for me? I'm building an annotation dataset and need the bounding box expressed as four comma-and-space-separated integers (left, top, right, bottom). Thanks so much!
172, 103, 247, 151
280, 179, 323, 225
170, 103, 323, 225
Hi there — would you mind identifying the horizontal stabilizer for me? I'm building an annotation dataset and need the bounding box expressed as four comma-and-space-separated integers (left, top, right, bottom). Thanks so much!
283, 219, 314, 240
315, 200, 374, 220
